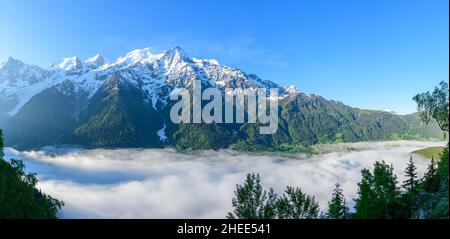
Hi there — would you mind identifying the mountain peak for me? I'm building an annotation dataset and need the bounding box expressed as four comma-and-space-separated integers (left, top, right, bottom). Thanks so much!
7, 56, 22, 62
283, 84, 299, 94
161, 46, 189, 65
171, 46, 185, 54
1, 57, 25, 70
85, 54, 106, 68
50, 56, 83, 71
112, 47, 163, 68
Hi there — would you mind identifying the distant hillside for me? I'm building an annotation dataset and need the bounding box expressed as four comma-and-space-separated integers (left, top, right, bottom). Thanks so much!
413, 146, 446, 160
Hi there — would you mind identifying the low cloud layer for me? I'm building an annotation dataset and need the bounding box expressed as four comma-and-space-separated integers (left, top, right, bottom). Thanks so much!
4, 140, 444, 218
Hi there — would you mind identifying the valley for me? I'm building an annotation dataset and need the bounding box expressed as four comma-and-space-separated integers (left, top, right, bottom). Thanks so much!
2, 140, 444, 218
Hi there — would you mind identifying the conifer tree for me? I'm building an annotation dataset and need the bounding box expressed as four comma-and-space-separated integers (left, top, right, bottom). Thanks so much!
326, 183, 349, 219
423, 158, 440, 192
400, 156, 420, 218
402, 156, 419, 192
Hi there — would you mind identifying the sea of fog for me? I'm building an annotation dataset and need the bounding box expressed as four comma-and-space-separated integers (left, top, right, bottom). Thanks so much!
3, 140, 445, 219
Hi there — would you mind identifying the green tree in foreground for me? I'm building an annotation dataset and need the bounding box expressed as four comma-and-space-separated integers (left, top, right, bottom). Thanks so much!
326, 183, 349, 219
227, 173, 319, 219
353, 168, 377, 218
226, 173, 277, 219
422, 158, 440, 193
402, 156, 419, 192
276, 186, 320, 219
354, 161, 401, 219
401, 156, 419, 218
0, 129, 64, 218
413, 81, 449, 133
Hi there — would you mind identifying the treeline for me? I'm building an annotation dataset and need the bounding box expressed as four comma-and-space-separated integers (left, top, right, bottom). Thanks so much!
0, 129, 64, 218
227, 147, 449, 219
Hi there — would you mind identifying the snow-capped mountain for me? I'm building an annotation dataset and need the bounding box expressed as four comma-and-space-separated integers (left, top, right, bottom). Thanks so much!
0, 47, 442, 150
0, 47, 295, 117
0, 57, 51, 116
85, 54, 106, 69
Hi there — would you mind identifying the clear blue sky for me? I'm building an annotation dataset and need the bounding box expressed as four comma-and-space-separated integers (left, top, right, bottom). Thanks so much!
0, 0, 448, 114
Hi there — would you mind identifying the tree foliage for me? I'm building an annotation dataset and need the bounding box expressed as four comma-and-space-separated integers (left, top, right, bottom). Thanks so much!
326, 183, 349, 219
227, 173, 319, 219
226, 173, 277, 219
402, 156, 419, 192
354, 161, 401, 219
276, 186, 320, 219
0, 129, 64, 218
423, 159, 440, 192
228, 147, 449, 219
411, 81, 449, 218
413, 81, 449, 132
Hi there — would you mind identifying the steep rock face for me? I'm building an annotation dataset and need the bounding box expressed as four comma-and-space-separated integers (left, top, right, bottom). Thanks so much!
0, 57, 50, 118
0, 47, 444, 150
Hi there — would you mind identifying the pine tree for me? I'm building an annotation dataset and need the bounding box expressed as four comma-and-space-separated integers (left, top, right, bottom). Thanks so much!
400, 156, 420, 218
402, 156, 419, 192
227, 173, 321, 219
326, 183, 349, 219
423, 158, 440, 192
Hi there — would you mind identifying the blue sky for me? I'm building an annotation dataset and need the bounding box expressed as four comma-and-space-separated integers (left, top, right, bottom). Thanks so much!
0, 0, 448, 114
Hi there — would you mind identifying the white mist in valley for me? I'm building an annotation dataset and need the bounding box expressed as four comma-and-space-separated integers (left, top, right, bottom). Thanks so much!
3, 140, 445, 219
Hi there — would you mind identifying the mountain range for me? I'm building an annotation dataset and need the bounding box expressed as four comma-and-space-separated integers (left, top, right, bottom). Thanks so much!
0, 47, 443, 150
